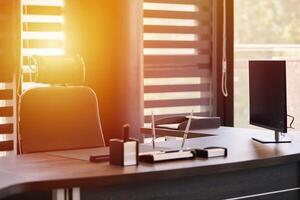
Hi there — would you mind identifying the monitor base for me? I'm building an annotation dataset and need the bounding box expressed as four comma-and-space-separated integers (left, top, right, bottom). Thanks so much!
252, 137, 291, 144
252, 131, 291, 143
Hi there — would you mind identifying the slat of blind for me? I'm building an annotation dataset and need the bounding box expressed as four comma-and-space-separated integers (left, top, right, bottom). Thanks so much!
144, 0, 210, 7
0, 140, 14, 151
0, 106, 13, 117
144, 40, 210, 49
145, 67, 210, 78
198, 48, 211, 54
145, 104, 208, 115
0, 89, 13, 100
22, 5, 62, 15
145, 98, 210, 108
22, 23, 62, 32
145, 55, 210, 65
145, 83, 210, 93
144, 111, 210, 123
23, 39, 63, 48
144, 10, 210, 20
144, 25, 211, 35
0, 124, 13, 134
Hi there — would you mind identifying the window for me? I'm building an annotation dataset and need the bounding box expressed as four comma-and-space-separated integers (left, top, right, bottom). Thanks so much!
234, 0, 300, 131
21, 0, 64, 91
0, 83, 15, 156
0, 1, 18, 156
0, 0, 65, 156
143, 0, 213, 124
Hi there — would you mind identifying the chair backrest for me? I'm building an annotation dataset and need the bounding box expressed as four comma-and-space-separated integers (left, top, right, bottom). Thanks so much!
19, 86, 105, 154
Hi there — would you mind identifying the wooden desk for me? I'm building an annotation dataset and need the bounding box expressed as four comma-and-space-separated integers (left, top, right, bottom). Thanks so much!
1, 127, 300, 200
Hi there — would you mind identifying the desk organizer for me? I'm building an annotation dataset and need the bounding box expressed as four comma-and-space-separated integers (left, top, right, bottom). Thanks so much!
109, 124, 139, 166
139, 149, 195, 163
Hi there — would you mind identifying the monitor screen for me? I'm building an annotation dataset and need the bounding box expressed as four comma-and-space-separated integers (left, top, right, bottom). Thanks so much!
249, 60, 287, 133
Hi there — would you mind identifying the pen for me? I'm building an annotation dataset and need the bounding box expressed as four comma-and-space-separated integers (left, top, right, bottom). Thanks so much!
151, 112, 156, 150
181, 110, 193, 150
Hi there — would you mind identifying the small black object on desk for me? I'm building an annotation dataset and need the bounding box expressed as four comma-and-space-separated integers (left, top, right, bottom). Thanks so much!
139, 149, 195, 163
194, 147, 227, 158
89, 155, 109, 163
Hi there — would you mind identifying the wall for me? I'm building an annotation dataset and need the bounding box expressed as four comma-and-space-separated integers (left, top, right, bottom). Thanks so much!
64, 0, 143, 142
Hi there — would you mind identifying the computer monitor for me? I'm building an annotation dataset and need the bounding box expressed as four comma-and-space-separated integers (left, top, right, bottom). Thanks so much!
249, 60, 291, 143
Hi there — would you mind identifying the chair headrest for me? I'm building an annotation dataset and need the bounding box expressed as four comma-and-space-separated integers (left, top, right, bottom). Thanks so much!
32, 55, 85, 85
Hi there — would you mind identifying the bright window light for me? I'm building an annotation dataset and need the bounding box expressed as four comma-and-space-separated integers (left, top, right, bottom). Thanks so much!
144, 48, 197, 55
22, 15, 64, 23
144, 18, 198, 26
22, 48, 64, 56
144, 77, 201, 86
144, 106, 204, 116
143, 3, 197, 12
22, 0, 64, 7
144, 33, 197, 41
22, 32, 64, 40
144, 92, 202, 101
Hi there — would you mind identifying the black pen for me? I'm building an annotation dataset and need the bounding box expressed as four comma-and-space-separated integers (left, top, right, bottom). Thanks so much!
89, 155, 109, 163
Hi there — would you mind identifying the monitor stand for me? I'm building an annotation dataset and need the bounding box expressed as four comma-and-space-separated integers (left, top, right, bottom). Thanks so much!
252, 131, 291, 143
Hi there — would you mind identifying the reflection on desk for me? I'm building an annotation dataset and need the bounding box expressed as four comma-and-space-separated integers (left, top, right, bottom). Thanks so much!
47, 144, 169, 162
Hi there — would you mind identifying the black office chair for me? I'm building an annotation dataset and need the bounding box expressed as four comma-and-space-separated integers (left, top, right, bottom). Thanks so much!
19, 55, 105, 154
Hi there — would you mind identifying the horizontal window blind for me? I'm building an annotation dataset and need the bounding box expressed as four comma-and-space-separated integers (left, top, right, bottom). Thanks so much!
0, 0, 18, 155
143, 0, 213, 123
0, 0, 15, 80
0, 83, 15, 156
21, 0, 64, 91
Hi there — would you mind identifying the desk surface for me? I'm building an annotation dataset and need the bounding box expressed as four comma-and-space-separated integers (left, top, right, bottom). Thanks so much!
1, 127, 300, 199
